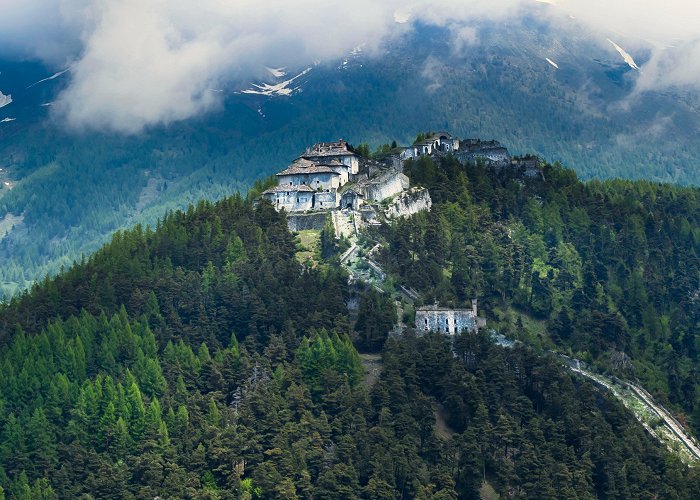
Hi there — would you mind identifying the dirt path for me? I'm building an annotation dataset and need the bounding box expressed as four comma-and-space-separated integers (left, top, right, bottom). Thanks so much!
359, 353, 383, 388
334, 210, 356, 240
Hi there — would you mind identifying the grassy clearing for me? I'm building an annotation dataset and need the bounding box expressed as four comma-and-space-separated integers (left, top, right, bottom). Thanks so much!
479, 481, 500, 500
295, 230, 321, 266
491, 306, 553, 350
0, 213, 24, 241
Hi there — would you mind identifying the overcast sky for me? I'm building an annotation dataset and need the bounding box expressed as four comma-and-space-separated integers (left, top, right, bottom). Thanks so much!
1, 0, 698, 132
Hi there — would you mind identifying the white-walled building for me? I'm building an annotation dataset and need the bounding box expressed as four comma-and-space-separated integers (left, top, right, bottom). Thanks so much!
276, 159, 342, 191
414, 132, 460, 157
261, 156, 349, 212
261, 184, 317, 212
260, 135, 438, 214
302, 139, 361, 175
415, 301, 481, 336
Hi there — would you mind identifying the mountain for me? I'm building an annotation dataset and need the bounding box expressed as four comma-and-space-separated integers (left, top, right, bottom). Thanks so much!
2, 156, 700, 496
2, 16, 700, 298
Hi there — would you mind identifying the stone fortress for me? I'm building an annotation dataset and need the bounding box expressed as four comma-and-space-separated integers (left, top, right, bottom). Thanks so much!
259, 132, 516, 337
260, 132, 539, 223
260, 138, 421, 216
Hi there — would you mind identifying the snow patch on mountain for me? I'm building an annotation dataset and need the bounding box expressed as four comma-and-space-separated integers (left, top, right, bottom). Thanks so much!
351, 44, 365, 56
266, 67, 287, 78
607, 39, 640, 70
28, 67, 71, 88
240, 67, 312, 97
0, 92, 12, 109
546, 58, 559, 69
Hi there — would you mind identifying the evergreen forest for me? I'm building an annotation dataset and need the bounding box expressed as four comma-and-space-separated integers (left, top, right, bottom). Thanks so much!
1, 158, 700, 497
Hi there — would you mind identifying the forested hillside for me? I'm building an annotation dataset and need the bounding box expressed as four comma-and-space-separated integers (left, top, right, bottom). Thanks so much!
0, 183, 700, 498
379, 154, 700, 437
1, 188, 700, 497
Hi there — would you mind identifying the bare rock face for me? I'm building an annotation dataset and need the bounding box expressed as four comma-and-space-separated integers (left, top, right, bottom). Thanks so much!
610, 350, 635, 373
384, 187, 432, 219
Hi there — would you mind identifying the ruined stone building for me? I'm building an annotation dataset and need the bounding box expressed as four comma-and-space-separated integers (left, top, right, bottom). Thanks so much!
415, 301, 483, 335
398, 132, 460, 160
456, 139, 510, 167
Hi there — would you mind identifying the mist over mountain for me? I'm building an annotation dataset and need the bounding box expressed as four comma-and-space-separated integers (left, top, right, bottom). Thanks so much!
1, 15, 700, 298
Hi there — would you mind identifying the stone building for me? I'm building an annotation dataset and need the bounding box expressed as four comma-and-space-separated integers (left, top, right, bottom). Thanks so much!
341, 189, 364, 210
301, 139, 360, 175
262, 156, 351, 211
432, 132, 460, 153
413, 132, 460, 157
415, 301, 481, 335
261, 184, 317, 212
388, 132, 461, 162
359, 170, 409, 202
262, 135, 418, 214
457, 139, 510, 167
276, 159, 342, 191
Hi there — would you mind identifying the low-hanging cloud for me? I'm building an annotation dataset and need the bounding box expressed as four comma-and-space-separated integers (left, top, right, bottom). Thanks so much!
1, 0, 699, 133
549, 0, 700, 94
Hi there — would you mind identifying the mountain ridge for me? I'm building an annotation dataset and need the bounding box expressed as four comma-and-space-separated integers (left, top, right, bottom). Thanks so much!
1, 20, 700, 300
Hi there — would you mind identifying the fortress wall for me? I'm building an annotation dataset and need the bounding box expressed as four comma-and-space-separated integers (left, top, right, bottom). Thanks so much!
287, 212, 330, 232
365, 172, 409, 201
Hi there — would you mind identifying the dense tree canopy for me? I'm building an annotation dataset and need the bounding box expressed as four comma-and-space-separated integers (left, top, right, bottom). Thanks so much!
1, 164, 700, 497
381, 155, 700, 436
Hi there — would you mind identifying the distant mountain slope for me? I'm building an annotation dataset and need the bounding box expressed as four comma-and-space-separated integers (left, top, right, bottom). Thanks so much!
1, 19, 699, 298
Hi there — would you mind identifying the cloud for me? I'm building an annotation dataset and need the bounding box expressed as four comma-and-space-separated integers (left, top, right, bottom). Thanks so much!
0, 0, 87, 64
421, 57, 446, 93
1, 0, 699, 132
546, 0, 700, 93
451, 26, 481, 54
634, 40, 700, 93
